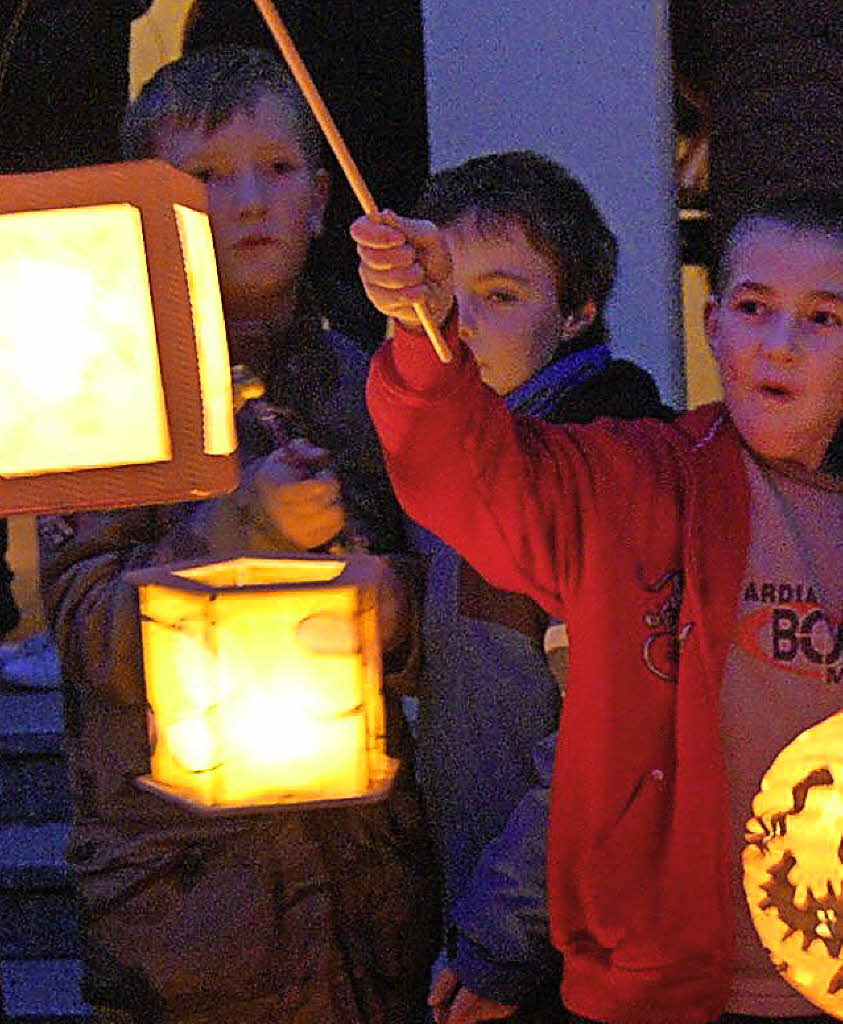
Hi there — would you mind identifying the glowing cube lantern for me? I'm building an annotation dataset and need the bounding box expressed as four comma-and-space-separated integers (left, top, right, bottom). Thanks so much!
0, 159, 237, 514
128, 555, 398, 812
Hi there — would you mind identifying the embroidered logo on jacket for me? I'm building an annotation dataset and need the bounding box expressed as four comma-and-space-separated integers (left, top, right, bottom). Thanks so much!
640, 568, 694, 682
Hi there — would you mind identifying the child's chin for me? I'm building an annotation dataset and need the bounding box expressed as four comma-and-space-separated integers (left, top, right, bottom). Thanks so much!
224, 276, 297, 309
748, 432, 817, 469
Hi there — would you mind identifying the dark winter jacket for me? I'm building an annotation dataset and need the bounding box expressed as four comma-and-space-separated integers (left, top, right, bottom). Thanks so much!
39, 310, 438, 1024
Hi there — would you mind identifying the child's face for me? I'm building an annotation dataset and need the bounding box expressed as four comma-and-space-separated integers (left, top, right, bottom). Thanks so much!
444, 216, 592, 396
705, 219, 843, 471
154, 91, 329, 317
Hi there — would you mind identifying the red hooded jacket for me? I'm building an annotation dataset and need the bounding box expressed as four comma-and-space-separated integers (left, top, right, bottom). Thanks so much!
367, 319, 753, 1024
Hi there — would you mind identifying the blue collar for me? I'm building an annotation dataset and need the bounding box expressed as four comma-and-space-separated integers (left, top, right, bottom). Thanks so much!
505, 344, 611, 416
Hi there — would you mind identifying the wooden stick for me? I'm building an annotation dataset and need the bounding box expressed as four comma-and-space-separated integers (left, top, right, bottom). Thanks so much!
250, 0, 452, 363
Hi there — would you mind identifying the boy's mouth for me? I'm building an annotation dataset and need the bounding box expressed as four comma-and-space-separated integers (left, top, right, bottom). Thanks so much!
234, 235, 276, 250
757, 382, 795, 403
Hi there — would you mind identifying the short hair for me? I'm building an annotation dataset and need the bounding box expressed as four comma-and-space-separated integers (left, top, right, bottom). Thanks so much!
121, 45, 323, 171
712, 188, 843, 478
713, 189, 843, 295
413, 151, 618, 345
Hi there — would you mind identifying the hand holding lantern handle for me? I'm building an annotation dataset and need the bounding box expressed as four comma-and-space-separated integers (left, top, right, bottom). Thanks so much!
231, 365, 350, 552
249, 0, 452, 363
230, 369, 407, 650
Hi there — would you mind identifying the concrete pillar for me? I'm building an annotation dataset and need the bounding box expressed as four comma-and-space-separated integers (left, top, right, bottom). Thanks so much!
421, 0, 685, 406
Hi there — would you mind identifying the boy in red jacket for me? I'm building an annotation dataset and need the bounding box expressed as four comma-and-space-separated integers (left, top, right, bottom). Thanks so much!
351, 191, 843, 1024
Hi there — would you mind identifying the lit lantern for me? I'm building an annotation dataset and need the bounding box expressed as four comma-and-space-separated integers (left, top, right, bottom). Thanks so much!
743, 711, 843, 1018
127, 554, 398, 812
0, 159, 237, 514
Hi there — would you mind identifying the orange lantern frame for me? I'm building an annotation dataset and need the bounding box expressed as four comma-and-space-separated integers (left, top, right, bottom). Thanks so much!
0, 159, 238, 514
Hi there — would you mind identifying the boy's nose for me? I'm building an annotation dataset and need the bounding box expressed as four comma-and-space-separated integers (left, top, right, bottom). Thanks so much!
233, 171, 268, 217
761, 312, 800, 360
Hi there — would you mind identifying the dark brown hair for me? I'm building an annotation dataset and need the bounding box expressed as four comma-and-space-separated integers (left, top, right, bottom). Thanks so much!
413, 150, 618, 347
121, 45, 323, 171
713, 189, 843, 296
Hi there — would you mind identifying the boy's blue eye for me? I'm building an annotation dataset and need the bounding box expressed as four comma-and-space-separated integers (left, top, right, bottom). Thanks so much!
809, 310, 843, 328
487, 290, 518, 305
736, 299, 765, 316
271, 160, 295, 175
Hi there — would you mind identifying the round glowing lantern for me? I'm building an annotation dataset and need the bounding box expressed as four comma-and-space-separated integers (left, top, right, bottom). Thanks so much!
742, 710, 843, 1018
126, 554, 398, 813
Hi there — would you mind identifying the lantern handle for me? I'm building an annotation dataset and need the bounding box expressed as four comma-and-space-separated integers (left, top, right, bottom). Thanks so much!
249, 0, 451, 364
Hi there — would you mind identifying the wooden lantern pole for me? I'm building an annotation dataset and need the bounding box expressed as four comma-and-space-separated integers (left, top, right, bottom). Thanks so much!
250, 0, 452, 363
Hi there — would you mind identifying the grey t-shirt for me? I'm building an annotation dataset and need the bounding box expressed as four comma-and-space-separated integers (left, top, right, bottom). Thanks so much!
720, 450, 843, 1015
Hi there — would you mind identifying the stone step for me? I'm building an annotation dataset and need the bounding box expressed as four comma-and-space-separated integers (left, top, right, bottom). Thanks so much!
0, 691, 65, 756
0, 823, 72, 891
0, 641, 87, 1021
1, 957, 93, 1022
0, 891, 83, 959
0, 753, 72, 823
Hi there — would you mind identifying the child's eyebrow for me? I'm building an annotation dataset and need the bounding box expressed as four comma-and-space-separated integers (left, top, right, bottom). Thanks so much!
256, 140, 300, 154
474, 270, 533, 286
811, 289, 843, 304
729, 281, 843, 304
729, 280, 774, 294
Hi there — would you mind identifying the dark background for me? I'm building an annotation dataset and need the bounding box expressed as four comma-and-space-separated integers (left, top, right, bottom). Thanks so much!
0, 0, 430, 343
0, 1, 841, 304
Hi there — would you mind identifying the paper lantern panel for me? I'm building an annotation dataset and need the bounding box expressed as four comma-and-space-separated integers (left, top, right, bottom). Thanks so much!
0, 159, 237, 513
743, 710, 843, 1018
128, 555, 397, 813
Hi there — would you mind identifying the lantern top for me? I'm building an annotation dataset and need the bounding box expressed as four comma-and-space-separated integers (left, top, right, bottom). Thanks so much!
125, 553, 384, 594
0, 158, 206, 217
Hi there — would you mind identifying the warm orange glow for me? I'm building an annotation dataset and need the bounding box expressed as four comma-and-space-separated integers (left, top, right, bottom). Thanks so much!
743, 711, 843, 1019
131, 556, 396, 811
0, 203, 170, 474
0, 160, 238, 514
173, 204, 235, 457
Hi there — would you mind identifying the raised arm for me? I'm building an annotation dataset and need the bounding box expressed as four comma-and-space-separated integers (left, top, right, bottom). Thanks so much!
354, 210, 684, 633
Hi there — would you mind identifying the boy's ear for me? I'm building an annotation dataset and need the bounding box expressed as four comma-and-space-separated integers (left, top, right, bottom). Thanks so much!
703, 295, 721, 358
561, 298, 598, 341
308, 169, 331, 237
